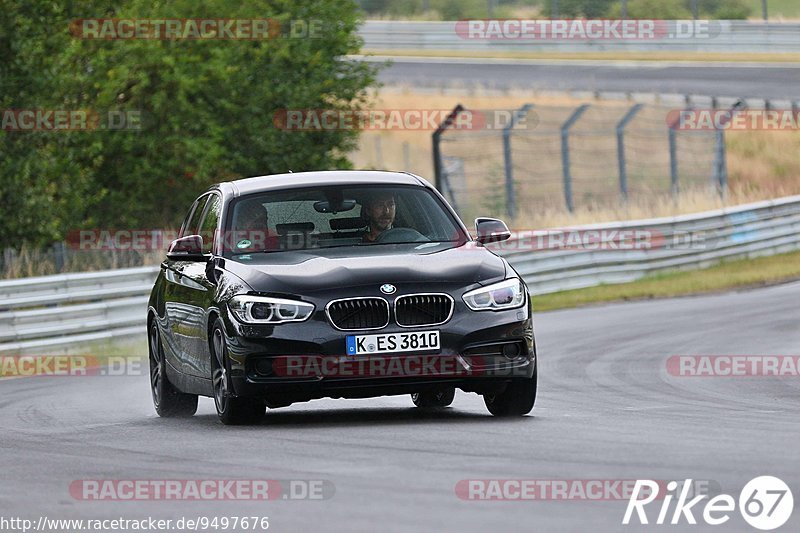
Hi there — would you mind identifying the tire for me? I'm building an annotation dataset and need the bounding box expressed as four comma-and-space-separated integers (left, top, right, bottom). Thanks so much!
411, 388, 456, 409
483, 367, 537, 417
210, 318, 265, 425
148, 317, 198, 418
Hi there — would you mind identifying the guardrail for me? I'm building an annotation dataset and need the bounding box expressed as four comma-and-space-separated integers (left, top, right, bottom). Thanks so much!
0, 266, 158, 353
2, 194, 799, 352
359, 20, 800, 53
489, 194, 800, 294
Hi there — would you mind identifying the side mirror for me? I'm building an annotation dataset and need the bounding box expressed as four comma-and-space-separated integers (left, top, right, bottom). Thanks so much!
166, 235, 208, 261
475, 217, 512, 245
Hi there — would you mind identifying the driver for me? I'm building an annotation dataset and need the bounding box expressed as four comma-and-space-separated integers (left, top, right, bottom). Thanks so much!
233, 199, 278, 252
361, 192, 396, 243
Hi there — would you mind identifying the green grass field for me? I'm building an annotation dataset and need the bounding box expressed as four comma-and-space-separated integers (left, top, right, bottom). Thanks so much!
533, 249, 800, 311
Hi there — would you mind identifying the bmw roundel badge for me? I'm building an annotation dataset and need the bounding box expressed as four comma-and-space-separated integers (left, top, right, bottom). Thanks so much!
380, 284, 396, 295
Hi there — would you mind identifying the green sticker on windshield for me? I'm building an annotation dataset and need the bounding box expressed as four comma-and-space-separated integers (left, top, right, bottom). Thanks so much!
237, 239, 252, 249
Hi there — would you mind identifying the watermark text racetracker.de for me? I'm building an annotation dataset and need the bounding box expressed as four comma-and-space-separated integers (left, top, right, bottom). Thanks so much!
272, 108, 537, 131
0, 355, 144, 378
66, 227, 706, 253
667, 355, 800, 377
456, 478, 719, 501
481, 228, 705, 252
455, 19, 720, 41
1, 109, 141, 131
271, 354, 529, 379
668, 109, 800, 131
70, 18, 323, 40
69, 479, 334, 501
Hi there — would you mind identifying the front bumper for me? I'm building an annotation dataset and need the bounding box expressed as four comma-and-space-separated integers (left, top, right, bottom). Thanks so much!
220, 295, 535, 402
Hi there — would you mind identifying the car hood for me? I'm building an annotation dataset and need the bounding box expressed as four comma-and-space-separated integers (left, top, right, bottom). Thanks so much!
222, 243, 506, 295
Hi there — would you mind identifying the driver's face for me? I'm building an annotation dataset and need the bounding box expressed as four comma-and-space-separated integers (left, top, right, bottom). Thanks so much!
366, 197, 396, 232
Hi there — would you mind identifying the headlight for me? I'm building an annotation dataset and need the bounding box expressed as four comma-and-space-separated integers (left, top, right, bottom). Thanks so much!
462, 278, 526, 311
228, 295, 315, 324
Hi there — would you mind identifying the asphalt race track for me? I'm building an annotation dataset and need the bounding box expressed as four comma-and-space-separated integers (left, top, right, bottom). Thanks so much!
375, 57, 800, 100
2, 281, 799, 532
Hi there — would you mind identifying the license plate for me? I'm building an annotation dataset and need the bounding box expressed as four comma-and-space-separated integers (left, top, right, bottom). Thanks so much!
346, 330, 440, 355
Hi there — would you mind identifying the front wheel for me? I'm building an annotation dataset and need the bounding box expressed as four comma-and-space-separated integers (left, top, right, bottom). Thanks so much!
411, 388, 455, 409
211, 319, 265, 425
148, 317, 197, 418
484, 367, 537, 417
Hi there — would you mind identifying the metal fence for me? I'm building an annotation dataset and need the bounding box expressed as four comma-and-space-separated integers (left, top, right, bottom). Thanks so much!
360, 20, 800, 53
433, 100, 729, 220
1, 194, 799, 353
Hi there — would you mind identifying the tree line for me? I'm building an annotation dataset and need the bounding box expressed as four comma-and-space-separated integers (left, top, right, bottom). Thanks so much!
0, 0, 378, 249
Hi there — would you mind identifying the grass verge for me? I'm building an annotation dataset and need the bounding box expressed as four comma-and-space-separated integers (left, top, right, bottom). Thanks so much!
533, 249, 800, 311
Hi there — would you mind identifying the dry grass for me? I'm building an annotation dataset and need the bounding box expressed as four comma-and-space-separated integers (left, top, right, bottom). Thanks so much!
1, 243, 163, 280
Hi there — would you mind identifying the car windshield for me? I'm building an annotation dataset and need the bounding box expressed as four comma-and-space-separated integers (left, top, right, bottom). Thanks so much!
223, 185, 467, 257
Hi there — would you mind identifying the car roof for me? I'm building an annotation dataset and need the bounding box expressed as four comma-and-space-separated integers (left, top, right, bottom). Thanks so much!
219, 170, 428, 197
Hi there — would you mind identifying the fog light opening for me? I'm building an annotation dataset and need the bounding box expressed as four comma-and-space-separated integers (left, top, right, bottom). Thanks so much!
255, 358, 274, 376
502, 343, 521, 360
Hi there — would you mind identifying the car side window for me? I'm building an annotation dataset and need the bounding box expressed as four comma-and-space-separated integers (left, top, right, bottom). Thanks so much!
181, 195, 209, 238
198, 195, 222, 254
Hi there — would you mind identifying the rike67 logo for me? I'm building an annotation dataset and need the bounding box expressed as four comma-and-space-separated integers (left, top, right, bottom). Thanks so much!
623, 476, 794, 530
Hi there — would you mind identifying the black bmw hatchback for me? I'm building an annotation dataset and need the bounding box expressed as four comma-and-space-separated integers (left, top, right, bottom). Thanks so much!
147, 171, 536, 424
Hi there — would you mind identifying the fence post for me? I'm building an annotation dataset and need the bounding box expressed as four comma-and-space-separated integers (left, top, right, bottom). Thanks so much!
53, 241, 66, 273
666, 105, 688, 198
668, 128, 678, 197
560, 104, 589, 213
713, 100, 746, 197
713, 129, 726, 197
616, 103, 643, 202
432, 104, 465, 196
502, 103, 534, 220
719, 130, 728, 196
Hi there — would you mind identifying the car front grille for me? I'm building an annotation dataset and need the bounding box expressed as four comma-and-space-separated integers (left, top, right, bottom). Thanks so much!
326, 298, 390, 330
394, 294, 453, 327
